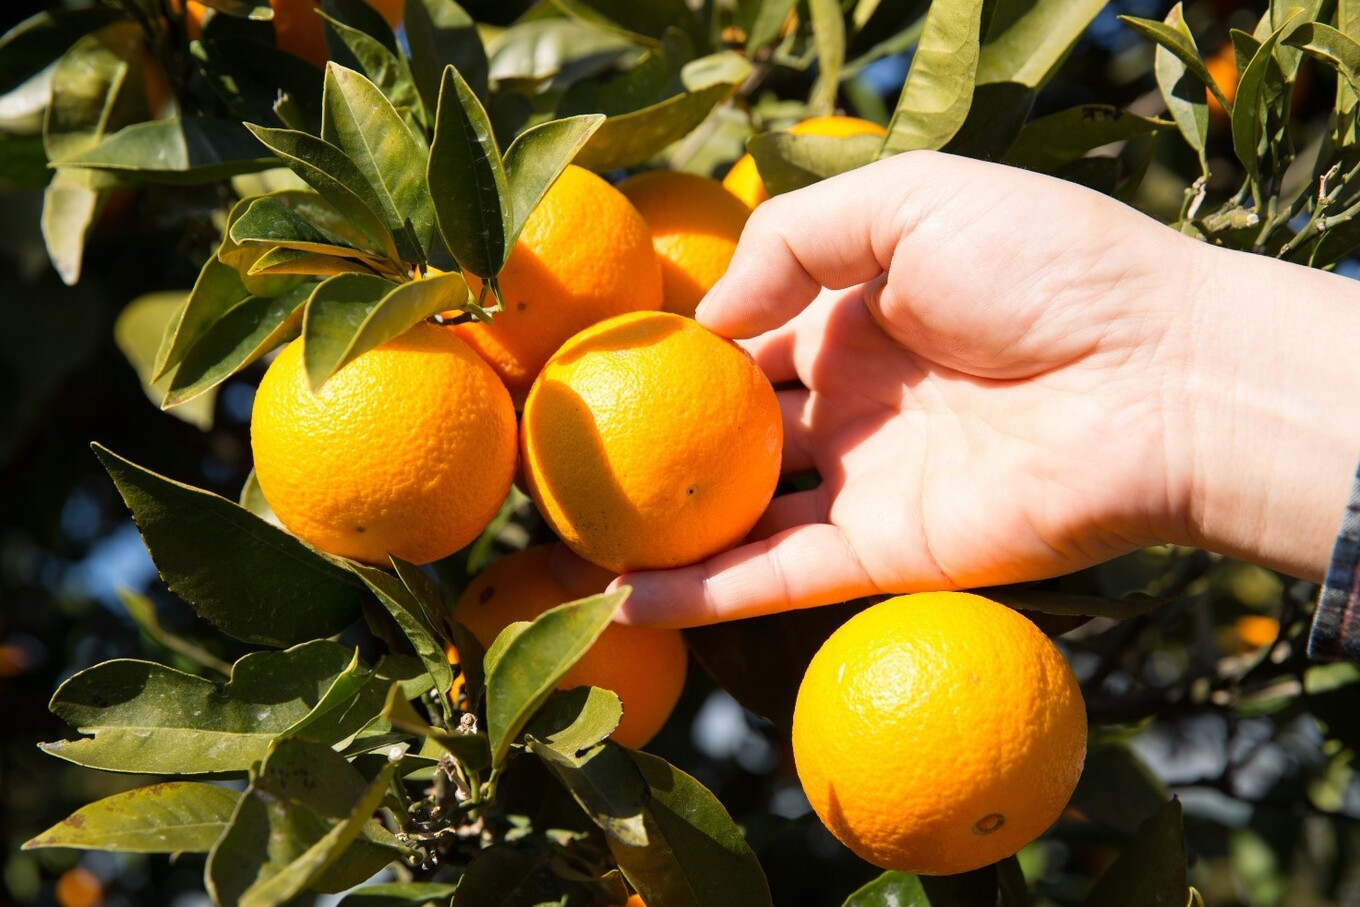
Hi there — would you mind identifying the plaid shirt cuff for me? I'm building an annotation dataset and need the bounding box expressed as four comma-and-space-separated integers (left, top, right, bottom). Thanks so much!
1308, 459, 1360, 662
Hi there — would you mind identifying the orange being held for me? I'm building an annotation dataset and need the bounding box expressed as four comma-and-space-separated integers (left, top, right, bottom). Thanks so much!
792, 592, 1087, 876
450, 546, 688, 749
722, 115, 886, 208
520, 311, 782, 573
451, 165, 663, 404
250, 321, 516, 566
618, 170, 749, 317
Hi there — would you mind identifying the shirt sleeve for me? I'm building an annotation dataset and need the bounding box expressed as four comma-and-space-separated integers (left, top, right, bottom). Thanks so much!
1307, 460, 1360, 663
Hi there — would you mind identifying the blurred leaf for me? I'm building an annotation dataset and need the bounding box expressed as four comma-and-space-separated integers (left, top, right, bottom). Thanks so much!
843, 865, 998, 905
153, 257, 251, 381
428, 64, 512, 279
486, 19, 639, 86
339, 882, 462, 907
351, 564, 458, 723
24, 783, 240, 853
197, 0, 274, 17
114, 292, 216, 430
406, 0, 488, 111
879, 0, 983, 155
1231, 15, 1298, 184
299, 272, 459, 391
380, 683, 491, 770
1149, 5, 1209, 175
558, 30, 695, 117
611, 751, 773, 907
502, 114, 604, 241
485, 588, 628, 770
322, 64, 435, 263
0, 7, 125, 95
1083, 798, 1188, 906
60, 119, 278, 184
239, 469, 281, 526
93, 444, 364, 646
198, 36, 325, 134
117, 588, 234, 677
975, 0, 1106, 89
453, 846, 563, 905
739, 0, 800, 50
1071, 743, 1171, 838
529, 738, 649, 845
808, 0, 846, 114
164, 283, 312, 406
246, 124, 400, 260
1005, 105, 1170, 172
550, 0, 706, 50
746, 132, 880, 195
42, 641, 363, 774
40, 170, 109, 286
525, 686, 623, 755
206, 739, 403, 905
981, 586, 1167, 621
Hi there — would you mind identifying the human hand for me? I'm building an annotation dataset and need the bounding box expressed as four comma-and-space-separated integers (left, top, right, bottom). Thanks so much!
607, 151, 1360, 627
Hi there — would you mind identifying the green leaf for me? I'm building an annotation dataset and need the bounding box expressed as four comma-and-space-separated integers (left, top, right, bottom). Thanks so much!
93, 444, 364, 647
380, 683, 492, 771
879, 0, 984, 155
153, 257, 252, 381
319, 9, 421, 121
975, 0, 1107, 89
1120, 15, 1232, 112
741, 0, 800, 50
164, 284, 312, 406
525, 686, 623, 756
807, 0, 846, 115
58, 119, 278, 184
1004, 105, 1171, 173
453, 846, 564, 906
206, 739, 403, 906
611, 751, 773, 907
197, 36, 325, 135
229, 194, 379, 260
300, 272, 437, 390
502, 114, 605, 241
550, 0, 706, 50
1284, 22, 1360, 92
24, 783, 239, 853
0, 7, 125, 95
114, 292, 216, 430
486, 18, 639, 86
427, 64, 512, 279
117, 588, 234, 678
746, 132, 881, 196
40, 170, 109, 286
246, 124, 400, 260
339, 882, 462, 907
1083, 798, 1189, 906
248, 248, 378, 278
322, 64, 436, 263
239, 469, 281, 525
41, 641, 365, 774
485, 588, 628, 770
938, 80, 1034, 160
406, 0, 488, 113
1071, 743, 1170, 838
529, 737, 649, 845
1231, 15, 1299, 183
842, 866, 998, 906
1148, 4, 1209, 175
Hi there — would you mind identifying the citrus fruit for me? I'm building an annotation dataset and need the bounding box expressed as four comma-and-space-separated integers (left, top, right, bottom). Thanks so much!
444, 643, 468, 708
792, 592, 1087, 876
1205, 42, 1238, 120
450, 546, 688, 749
520, 311, 782, 573
451, 165, 663, 403
618, 171, 749, 317
722, 115, 886, 208
55, 867, 102, 907
1233, 614, 1280, 650
170, 0, 207, 39
250, 321, 516, 565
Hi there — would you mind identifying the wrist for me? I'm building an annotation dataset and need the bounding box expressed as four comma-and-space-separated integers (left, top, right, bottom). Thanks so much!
1175, 244, 1360, 581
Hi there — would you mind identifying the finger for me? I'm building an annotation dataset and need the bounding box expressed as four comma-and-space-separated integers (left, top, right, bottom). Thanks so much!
548, 543, 615, 597
777, 388, 817, 475
696, 154, 926, 338
738, 328, 798, 385
612, 524, 880, 628
748, 488, 827, 541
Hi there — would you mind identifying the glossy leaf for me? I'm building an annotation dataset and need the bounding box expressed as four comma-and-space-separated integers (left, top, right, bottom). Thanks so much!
25, 783, 240, 853
238, 470, 281, 526
164, 284, 311, 406
746, 132, 881, 196
114, 292, 216, 430
525, 686, 623, 756
843, 866, 998, 906
610, 751, 773, 907
300, 272, 438, 390
485, 588, 628, 769
1083, 798, 1189, 906
879, 0, 984, 155
428, 65, 511, 278
975, 0, 1106, 89
197, 36, 325, 134
320, 12, 421, 120
248, 248, 376, 277
530, 738, 648, 845
351, 564, 457, 723
206, 739, 403, 906
42, 641, 364, 774
1005, 105, 1170, 172
502, 114, 604, 241
1149, 5, 1209, 173
939, 80, 1035, 160
153, 257, 252, 381
40, 171, 109, 286
322, 65, 435, 263
117, 588, 234, 678
229, 194, 376, 260
93, 444, 364, 646
59, 119, 277, 184
245, 124, 399, 260
406, 0, 488, 111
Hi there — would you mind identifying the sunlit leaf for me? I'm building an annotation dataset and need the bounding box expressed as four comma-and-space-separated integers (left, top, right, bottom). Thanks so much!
24, 783, 240, 853
975, 0, 1107, 89
502, 114, 604, 240
115, 293, 216, 430
746, 132, 880, 195
1005, 105, 1170, 173
879, 0, 984, 155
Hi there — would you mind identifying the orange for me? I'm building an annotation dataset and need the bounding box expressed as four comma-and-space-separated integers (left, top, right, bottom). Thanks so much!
444, 644, 468, 708
450, 546, 688, 749
170, 0, 207, 38
1205, 42, 1238, 120
521, 311, 781, 573
55, 867, 102, 907
722, 115, 886, 208
250, 321, 516, 565
1233, 615, 1280, 649
618, 171, 749, 317
793, 592, 1087, 876
626, 896, 645, 907
451, 165, 663, 403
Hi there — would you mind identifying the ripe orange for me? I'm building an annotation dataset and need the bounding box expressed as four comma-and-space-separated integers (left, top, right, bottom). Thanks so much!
618, 171, 749, 317
1233, 615, 1280, 649
722, 115, 886, 208
250, 322, 516, 565
55, 867, 102, 907
1205, 42, 1239, 119
626, 895, 645, 907
444, 643, 468, 708
451, 165, 663, 403
792, 592, 1087, 876
520, 311, 781, 573
450, 546, 688, 749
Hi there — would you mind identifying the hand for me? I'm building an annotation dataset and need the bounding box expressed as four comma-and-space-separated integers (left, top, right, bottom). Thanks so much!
607, 151, 1360, 628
